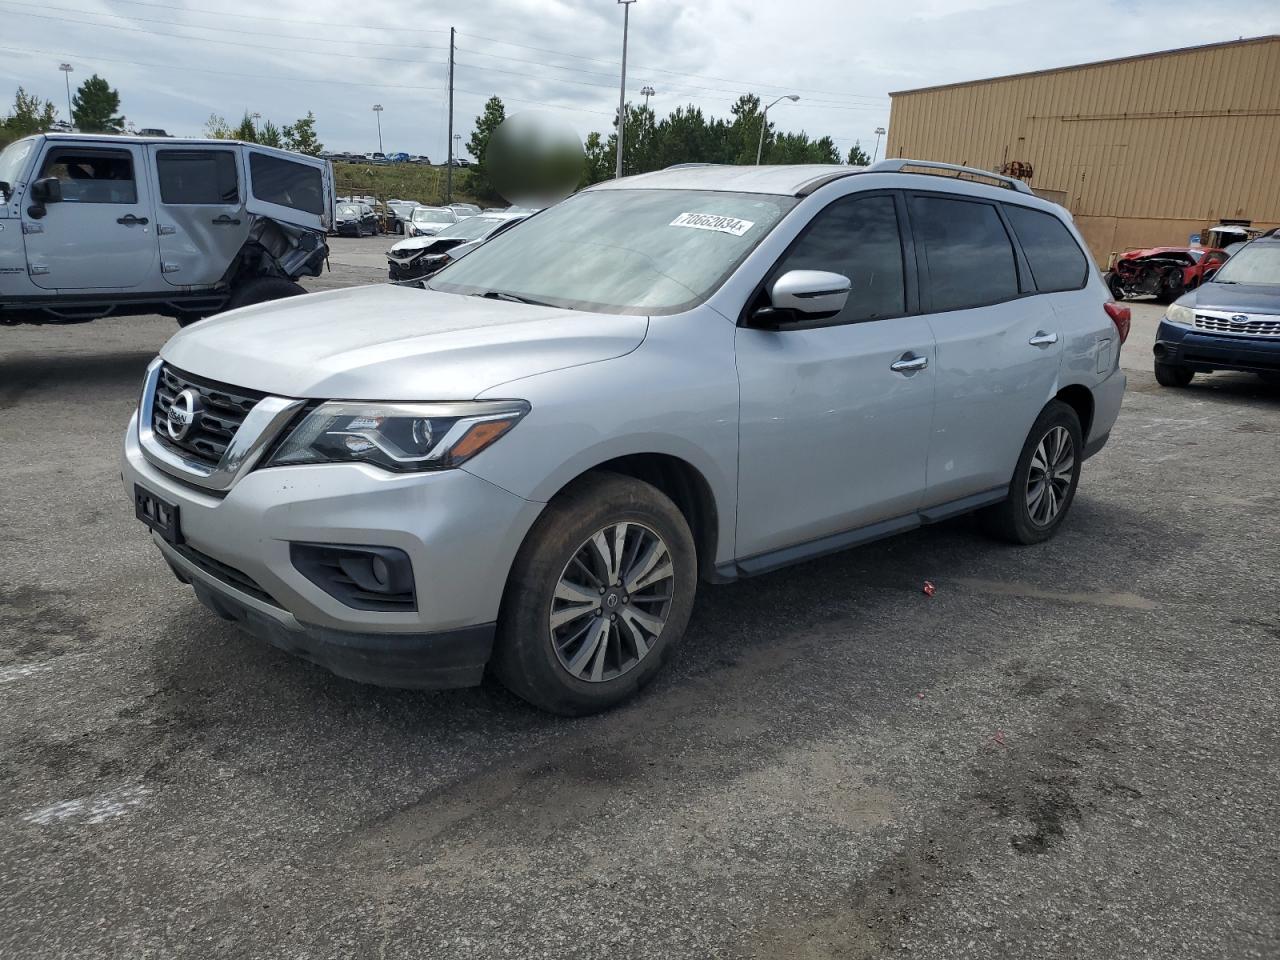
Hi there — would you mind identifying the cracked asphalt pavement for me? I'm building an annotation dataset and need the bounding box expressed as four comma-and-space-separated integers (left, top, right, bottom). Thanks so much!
2, 237, 1278, 958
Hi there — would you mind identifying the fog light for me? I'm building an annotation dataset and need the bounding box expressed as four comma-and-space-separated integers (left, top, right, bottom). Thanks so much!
289, 543, 416, 612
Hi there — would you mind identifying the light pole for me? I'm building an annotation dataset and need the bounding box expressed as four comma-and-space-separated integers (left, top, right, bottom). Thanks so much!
640, 85, 655, 110
755, 94, 799, 165
372, 104, 384, 154
873, 126, 886, 162
615, 0, 636, 179
58, 63, 73, 127
453, 133, 462, 161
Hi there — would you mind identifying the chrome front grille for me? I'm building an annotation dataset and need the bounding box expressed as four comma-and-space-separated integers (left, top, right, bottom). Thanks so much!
152, 365, 266, 467
1193, 312, 1280, 337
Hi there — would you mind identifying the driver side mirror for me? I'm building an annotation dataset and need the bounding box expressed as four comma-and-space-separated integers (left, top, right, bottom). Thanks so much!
27, 176, 62, 219
750, 269, 852, 328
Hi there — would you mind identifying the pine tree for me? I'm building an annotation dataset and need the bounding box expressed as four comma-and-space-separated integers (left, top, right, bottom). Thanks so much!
233, 112, 258, 143
846, 141, 871, 166
466, 96, 506, 200
282, 112, 322, 155
258, 120, 283, 149
71, 74, 124, 133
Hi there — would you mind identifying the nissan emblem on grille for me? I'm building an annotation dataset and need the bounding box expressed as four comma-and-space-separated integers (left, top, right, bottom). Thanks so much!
166, 389, 204, 442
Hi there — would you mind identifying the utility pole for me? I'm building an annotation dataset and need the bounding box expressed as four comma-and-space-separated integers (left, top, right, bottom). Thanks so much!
58, 63, 73, 127
615, 0, 635, 179
446, 26, 455, 204
372, 104, 384, 154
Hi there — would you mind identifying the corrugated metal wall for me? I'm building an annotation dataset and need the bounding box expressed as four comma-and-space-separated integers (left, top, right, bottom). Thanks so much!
887, 37, 1280, 263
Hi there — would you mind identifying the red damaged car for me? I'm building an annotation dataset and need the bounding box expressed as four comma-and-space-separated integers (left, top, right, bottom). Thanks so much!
1105, 246, 1230, 303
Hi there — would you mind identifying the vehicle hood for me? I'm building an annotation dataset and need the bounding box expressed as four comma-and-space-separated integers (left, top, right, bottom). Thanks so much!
1180, 282, 1280, 315
161, 284, 648, 400
388, 235, 464, 256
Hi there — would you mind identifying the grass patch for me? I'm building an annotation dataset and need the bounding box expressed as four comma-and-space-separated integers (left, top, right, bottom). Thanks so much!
332, 163, 487, 206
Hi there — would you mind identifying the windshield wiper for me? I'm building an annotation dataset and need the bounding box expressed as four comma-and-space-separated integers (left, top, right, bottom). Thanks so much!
472, 290, 561, 308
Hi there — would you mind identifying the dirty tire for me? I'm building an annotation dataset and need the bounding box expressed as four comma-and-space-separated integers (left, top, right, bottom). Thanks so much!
1154, 362, 1195, 388
225, 277, 306, 312
980, 400, 1083, 546
492, 472, 697, 716
1159, 268, 1185, 304
1106, 274, 1125, 300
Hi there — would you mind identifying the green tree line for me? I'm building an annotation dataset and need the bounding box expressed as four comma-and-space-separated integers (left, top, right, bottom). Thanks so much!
205, 111, 323, 155
0, 73, 127, 148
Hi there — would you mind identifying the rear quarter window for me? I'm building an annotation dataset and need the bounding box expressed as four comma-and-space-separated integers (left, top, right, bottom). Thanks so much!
248, 153, 323, 215
1003, 204, 1089, 292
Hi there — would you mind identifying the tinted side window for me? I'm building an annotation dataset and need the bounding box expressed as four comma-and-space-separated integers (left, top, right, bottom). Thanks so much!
157, 150, 238, 204
772, 194, 905, 323
1004, 204, 1088, 292
910, 195, 1017, 311
40, 148, 136, 204
248, 153, 323, 215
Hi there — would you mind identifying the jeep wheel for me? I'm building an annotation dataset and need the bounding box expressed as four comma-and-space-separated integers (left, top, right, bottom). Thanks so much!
492, 472, 696, 715
980, 400, 1083, 545
225, 277, 306, 312
1155, 362, 1195, 388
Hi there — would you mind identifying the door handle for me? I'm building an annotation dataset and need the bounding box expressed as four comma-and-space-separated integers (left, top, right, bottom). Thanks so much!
117, 214, 149, 226
211, 215, 241, 226
890, 353, 929, 374
1029, 331, 1059, 347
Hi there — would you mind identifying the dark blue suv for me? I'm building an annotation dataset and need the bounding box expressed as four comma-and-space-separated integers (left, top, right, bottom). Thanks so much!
1153, 232, 1280, 387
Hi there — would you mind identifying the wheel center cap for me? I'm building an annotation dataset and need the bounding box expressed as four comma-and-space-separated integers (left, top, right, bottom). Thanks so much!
604, 590, 623, 610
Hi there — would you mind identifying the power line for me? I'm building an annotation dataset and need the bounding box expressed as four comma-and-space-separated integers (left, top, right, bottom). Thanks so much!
0, 0, 448, 52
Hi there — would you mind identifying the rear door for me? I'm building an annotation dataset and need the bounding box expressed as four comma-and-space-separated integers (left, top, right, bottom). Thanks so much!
243, 147, 333, 233
907, 192, 1062, 507
21, 142, 157, 290
150, 146, 249, 287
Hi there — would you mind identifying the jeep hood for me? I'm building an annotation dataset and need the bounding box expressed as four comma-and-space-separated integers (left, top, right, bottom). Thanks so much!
161, 284, 648, 400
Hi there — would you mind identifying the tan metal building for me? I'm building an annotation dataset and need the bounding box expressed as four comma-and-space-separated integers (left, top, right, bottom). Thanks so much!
886, 35, 1280, 265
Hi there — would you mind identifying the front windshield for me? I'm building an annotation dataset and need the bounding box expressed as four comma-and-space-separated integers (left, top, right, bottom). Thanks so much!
337, 204, 360, 217
1212, 244, 1280, 285
0, 138, 35, 195
413, 208, 454, 223
433, 217, 506, 241
428, 188, 798, 314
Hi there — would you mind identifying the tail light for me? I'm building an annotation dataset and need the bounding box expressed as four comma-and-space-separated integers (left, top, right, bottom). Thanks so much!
1104, 301, 1131, 344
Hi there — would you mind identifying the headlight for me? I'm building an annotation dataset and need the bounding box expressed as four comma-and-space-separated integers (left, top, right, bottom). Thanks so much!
1166, 303, 1194, 326
266, 400, 529, 472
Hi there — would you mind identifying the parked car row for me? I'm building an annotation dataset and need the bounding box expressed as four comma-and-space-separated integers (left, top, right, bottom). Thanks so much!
387, 210, 531, 282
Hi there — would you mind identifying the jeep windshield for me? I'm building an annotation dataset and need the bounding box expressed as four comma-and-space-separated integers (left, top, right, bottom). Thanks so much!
1212, 243, 1280, 285
427, 188, 797, 315
0, 138, 35, 199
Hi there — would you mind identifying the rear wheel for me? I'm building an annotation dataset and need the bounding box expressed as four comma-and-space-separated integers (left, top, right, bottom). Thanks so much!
980, 401, 1083, 545
225, 277, 306, 312
1159, 268, 1186, 304
1106, 273, 1126, 301
492, 473, 697, 715
1154, 362, 1195, 388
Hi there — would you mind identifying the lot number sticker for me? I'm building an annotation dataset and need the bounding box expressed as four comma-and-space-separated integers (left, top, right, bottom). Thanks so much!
669, 212, 755, 237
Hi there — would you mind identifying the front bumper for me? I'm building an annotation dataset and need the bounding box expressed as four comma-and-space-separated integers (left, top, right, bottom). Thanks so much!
122, 413, 543, 687
1155, 320, 1280, 374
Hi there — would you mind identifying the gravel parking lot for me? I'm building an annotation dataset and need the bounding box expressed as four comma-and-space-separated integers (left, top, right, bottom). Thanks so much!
2, 235, 1278, 959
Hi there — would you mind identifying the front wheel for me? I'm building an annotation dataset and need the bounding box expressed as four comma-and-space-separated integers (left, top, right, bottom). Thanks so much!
492, 473, 697, 715
1106, 273, 1126, 301
1154, 362, 1195, 388
980, 400, 1083, 545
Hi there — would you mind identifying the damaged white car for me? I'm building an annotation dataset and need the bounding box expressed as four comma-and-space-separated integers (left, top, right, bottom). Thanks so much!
0, 134, 334, 327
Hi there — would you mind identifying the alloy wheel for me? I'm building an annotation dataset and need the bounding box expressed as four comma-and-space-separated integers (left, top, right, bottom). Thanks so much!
549, 522, 675, 683
1026, 425, 1075, 526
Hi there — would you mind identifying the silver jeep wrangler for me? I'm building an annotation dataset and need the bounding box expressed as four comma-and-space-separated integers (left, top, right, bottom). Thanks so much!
0, 133, 334, 326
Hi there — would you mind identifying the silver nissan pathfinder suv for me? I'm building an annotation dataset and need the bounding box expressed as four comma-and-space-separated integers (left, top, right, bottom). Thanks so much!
122, 160, 1128, 715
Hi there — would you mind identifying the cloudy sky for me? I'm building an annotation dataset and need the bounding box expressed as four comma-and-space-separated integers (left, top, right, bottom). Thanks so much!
2, 0, 1278, 160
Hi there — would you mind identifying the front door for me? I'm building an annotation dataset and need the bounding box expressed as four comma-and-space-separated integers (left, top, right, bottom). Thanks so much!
150, 146, 251, 287
735, 192, 937, 560
905, 193, 1063, 506
21, 142, 157, 290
